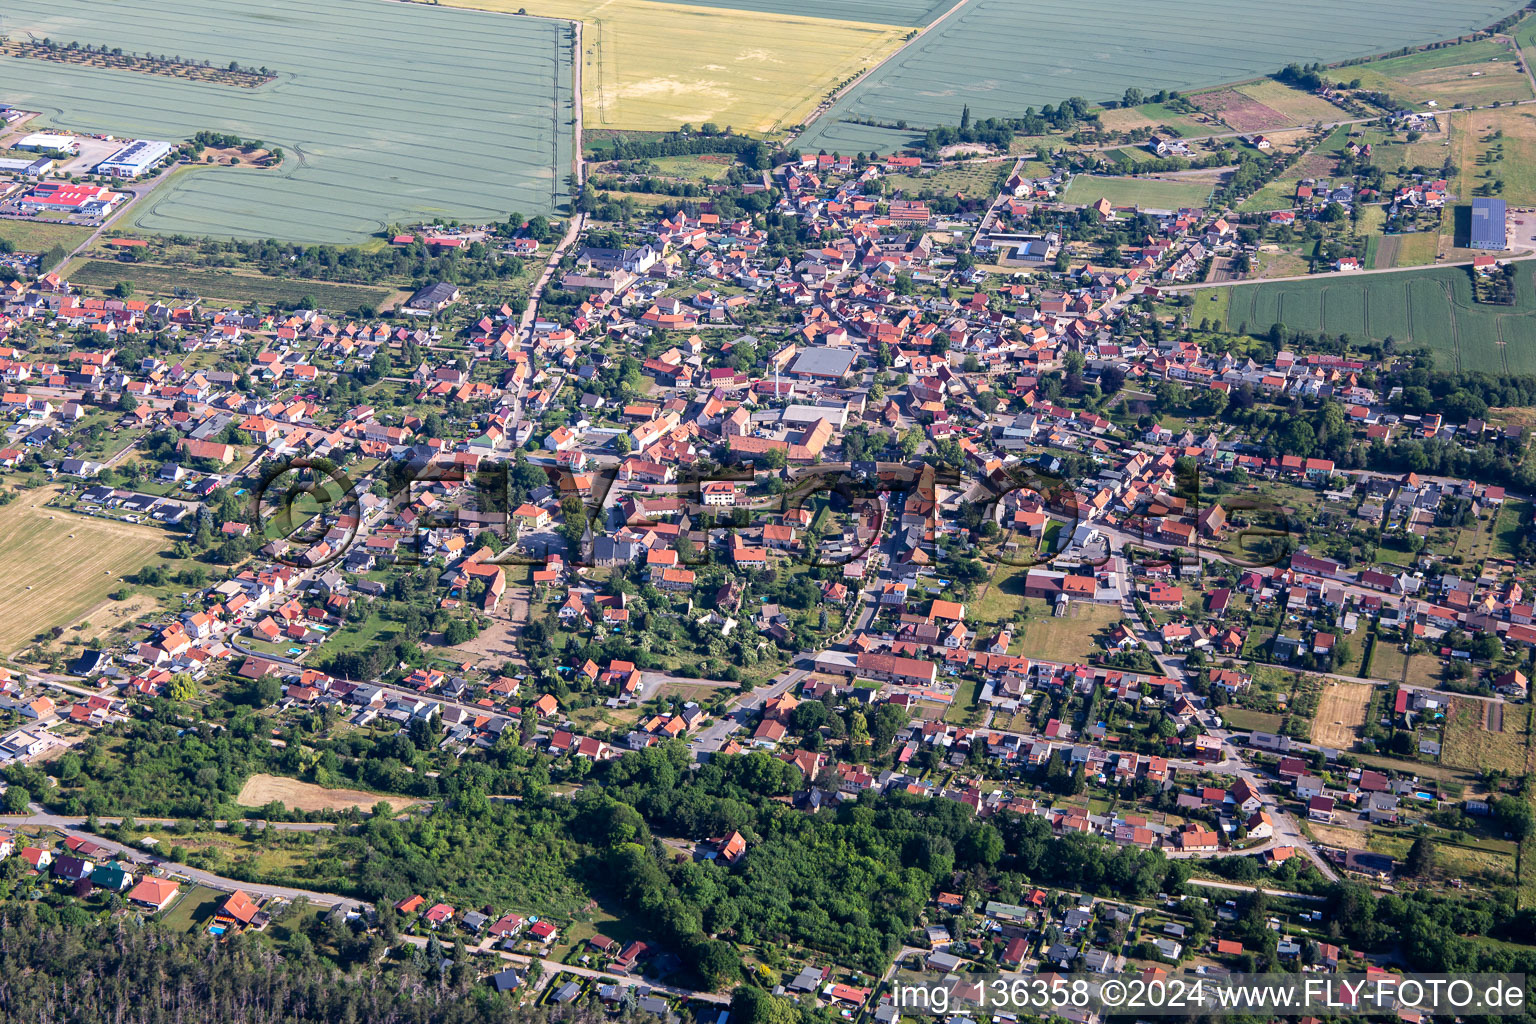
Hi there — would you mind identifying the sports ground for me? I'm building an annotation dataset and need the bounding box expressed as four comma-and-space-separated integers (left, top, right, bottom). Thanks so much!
796, 0, 1531, 153
1219, 266, 1536, 375
2, 0, 575, 242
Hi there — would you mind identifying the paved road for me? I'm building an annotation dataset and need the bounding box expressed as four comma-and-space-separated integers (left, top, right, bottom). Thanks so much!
5, 810, 335, 833
37, 170, 172, 276
1185, 877, 1327, 902
400, 934, 731, 1004
7, 810, 365, 910
1164, 251, 1536, 292
689, 665, 810, 756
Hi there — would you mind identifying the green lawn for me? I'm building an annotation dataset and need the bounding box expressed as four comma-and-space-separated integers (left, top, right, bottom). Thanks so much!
1062, 174, 1213, 211
971, 560, 1029, 626
1014, 600, 1119, 665
158, 883, 224, 932
1221, 706, 1285, 733
1495, 500, 1530, 558
319, 611, 401, 659
0, 219, 93, 253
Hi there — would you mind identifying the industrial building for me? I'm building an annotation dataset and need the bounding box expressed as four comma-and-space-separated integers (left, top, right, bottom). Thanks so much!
17, 182, 122, 216
15, 132, 79, 155
0, 156, 53, 177
95, 139, 174, 179
787, 346, 857, 382
1470, 196, 1508, 250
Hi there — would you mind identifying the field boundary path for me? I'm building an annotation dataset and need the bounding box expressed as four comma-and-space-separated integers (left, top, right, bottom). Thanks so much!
794, 0, 977, 140
519, 16, 586, 344
1163, 251, 1536, 292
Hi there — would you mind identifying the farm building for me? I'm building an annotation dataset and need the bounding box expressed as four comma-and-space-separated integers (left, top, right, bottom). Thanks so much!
1471, 197, 1507, 250
95, 139, 174, 178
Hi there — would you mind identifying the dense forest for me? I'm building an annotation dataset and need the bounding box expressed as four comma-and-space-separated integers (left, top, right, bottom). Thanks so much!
0, 904, 611, 1024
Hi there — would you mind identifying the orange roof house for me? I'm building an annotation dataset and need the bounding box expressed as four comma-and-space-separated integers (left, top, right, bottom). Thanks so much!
126, 877, 180, 912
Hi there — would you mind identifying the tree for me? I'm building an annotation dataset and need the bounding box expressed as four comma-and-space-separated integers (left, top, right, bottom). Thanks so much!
1405, 836, 1434, 877
959, 823, 1003, 867
3, 785, 29, 814
253, 675, 282, 706
167, 673, 197, 702
1494, 795, 1534, 841
731, 987, 800, 1024
688, 938, 741, 989
1471, 633, 1502, 661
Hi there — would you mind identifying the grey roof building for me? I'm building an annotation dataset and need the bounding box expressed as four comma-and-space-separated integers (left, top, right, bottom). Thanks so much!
1471, 197, 1507, 250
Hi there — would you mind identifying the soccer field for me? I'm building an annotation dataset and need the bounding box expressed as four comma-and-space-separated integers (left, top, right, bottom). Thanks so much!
2, 0, 574, 241
0, 488, 167, 656
797, 0, 1529, 153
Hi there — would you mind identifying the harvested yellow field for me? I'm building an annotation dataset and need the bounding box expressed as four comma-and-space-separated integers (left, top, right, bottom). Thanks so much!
237, 774, 419, 813
0, 487, 167, 656
446, 0, 912, 132
1313, 680, 1371, 749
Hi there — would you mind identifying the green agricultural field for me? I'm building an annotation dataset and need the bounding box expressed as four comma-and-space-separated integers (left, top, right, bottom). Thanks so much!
3, 0, 574, 242
1449, 105, 1536, 207
1219, 265, 1536, 374
68, 260, 393, 310
1347, 36, 1533, 107
0, 219, 93, 254
1062, 174, 1212, 211
797, 0, 1529, 153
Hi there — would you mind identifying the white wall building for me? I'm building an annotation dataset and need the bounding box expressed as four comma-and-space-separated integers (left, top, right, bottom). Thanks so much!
95, 139, 174, 178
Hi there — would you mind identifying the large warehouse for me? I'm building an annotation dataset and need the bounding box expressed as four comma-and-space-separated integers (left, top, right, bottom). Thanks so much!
95, 139, 174, 179
1470, 196, 1508, 250
15, 132, 78, 155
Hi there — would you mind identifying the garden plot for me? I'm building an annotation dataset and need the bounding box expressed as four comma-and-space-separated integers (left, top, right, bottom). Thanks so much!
797, 0, 1528, 154
2, 0, 574, 242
